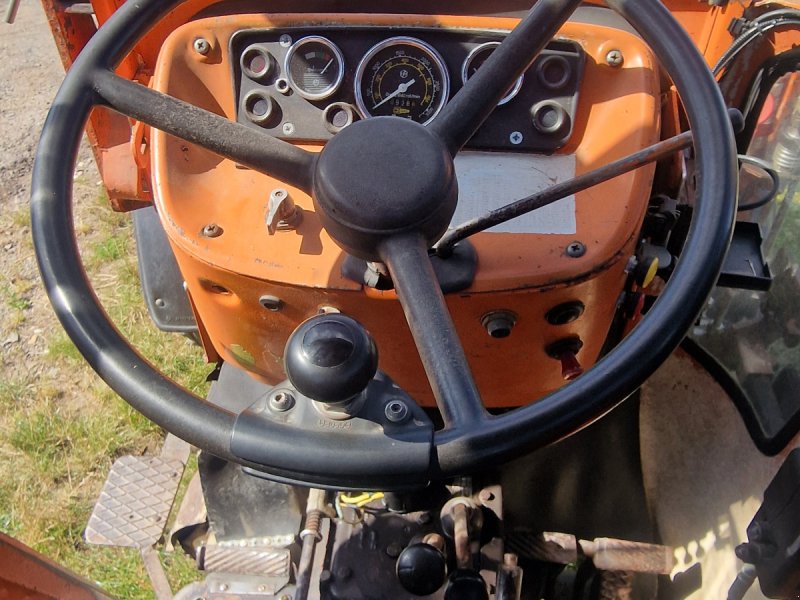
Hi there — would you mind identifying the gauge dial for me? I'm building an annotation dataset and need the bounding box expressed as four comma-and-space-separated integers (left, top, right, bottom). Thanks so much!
462, 42, 524, 106
355, 37, 450, 125
285, 36, 345, 100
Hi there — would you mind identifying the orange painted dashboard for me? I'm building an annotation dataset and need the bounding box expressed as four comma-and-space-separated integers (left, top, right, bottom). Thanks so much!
146, 13, 659, 406
48, 1, 779, 408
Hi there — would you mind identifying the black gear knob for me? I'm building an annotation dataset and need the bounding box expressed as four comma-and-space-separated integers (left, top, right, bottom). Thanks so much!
396, 542, 447, 596
284, 314, 378, 404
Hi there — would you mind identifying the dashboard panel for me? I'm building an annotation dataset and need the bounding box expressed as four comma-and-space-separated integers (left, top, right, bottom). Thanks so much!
150, 13, 661, 405
231, 28, 584, 152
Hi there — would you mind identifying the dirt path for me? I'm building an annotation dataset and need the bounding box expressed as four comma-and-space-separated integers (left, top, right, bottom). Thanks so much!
0, 1, 97, 399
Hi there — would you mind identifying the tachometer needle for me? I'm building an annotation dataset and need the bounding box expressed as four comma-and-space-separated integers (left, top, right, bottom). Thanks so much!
372, 78, 416, 110
320, 58, 335, 75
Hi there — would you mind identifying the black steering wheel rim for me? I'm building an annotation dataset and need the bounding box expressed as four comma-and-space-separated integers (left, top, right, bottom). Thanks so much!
31, 0, 737, 488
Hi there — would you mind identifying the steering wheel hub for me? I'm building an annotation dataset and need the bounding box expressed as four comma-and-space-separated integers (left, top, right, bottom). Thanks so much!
312, 117, 457, 259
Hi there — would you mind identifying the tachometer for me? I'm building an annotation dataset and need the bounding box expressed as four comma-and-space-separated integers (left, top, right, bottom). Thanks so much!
285, 36, 345, 100
355, 37, 449, 125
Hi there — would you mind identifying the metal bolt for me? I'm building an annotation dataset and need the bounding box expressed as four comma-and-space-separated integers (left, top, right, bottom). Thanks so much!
481, 311, 517, 339
566, 241, 586, 258
193, 37, 211, 56
279, 34, 292, 47
154, 298, 166, 308
259, 295, 283, 311
606, 49, 624, 67
201, 223, 223, 238
280, 595, 292, 600
270, 391, 295, 412
385, 400, 409, 423
257, 585, 267, 592
282, 122, 296, 135
218, 582, 228, 592
509, 131, 523, 145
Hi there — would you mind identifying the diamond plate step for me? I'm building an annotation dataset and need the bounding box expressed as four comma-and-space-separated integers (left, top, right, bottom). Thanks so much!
199, 545, 292, 577
85, 455, 185, 548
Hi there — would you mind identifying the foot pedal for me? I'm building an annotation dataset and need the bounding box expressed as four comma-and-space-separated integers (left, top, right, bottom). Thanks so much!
198, 545, 291, 577
85, 455, 185, 548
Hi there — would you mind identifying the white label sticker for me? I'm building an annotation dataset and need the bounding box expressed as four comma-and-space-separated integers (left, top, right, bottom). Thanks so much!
452, 151, 577, 235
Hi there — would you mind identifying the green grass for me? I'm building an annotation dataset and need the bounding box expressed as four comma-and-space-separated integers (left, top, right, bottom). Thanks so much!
1, 187, 210, 597
1, 282, 33, 312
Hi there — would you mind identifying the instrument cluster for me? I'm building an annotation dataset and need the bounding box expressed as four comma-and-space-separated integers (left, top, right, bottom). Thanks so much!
231, 28, 583, 152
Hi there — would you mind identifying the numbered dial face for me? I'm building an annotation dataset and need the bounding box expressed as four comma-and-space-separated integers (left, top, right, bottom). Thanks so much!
355, 37, 450, 125
462, 42, 523, 106
285, 36, 345, 100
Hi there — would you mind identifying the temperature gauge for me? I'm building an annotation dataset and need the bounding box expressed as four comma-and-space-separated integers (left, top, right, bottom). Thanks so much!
284, 36, 345, 101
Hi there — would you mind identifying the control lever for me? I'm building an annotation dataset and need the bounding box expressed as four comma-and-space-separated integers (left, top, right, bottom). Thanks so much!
284, 313, 378, 405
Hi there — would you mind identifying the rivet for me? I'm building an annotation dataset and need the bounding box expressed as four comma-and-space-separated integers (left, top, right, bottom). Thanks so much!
606, 49, 624, 67
193, 37, 211, 56
201, 223, 223, 238
566, 241, 586, 258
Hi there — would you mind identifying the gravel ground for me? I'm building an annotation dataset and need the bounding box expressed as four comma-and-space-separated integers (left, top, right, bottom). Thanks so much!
0, 1, 97, 393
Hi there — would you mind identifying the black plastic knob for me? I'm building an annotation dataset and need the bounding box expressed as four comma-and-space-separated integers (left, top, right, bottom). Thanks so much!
444, 570, 489, 600
396, 542, 447, 596
284, 314, 378, 404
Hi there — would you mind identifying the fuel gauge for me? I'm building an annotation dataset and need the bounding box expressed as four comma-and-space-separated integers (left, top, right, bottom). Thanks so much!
285, 36, 345, 101
462, 41, 524, 106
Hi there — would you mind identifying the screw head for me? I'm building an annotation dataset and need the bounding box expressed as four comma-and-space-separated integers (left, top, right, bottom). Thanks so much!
606, 49, 624, 67
282, 122, 296, 135
566, 241, 586, 258
201, 223, 223, 238
269, 390, 295, 412
385, 400, 409, 423
509, 131, 523, 145
193, 37, 211, 56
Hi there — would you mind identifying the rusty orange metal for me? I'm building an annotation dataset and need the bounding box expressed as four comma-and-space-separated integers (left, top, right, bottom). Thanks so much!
0, 532, 113, 599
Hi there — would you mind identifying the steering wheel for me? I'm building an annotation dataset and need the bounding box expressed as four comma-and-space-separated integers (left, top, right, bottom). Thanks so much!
31, 0, 737, 489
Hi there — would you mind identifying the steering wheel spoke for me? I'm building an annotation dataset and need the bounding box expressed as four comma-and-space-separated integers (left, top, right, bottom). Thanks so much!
92, 70, 316, 192
430, 0, 582, 155
379, 234, 487, 430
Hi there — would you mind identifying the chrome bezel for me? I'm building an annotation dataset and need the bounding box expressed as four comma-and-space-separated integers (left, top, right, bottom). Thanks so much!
240, 44, 274, 82
284, 36, 345, 101
461, 41, 524, 106
354, 36, 450, 125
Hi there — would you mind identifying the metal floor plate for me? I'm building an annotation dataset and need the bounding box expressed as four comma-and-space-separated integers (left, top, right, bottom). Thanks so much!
85, 455, 185, 548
